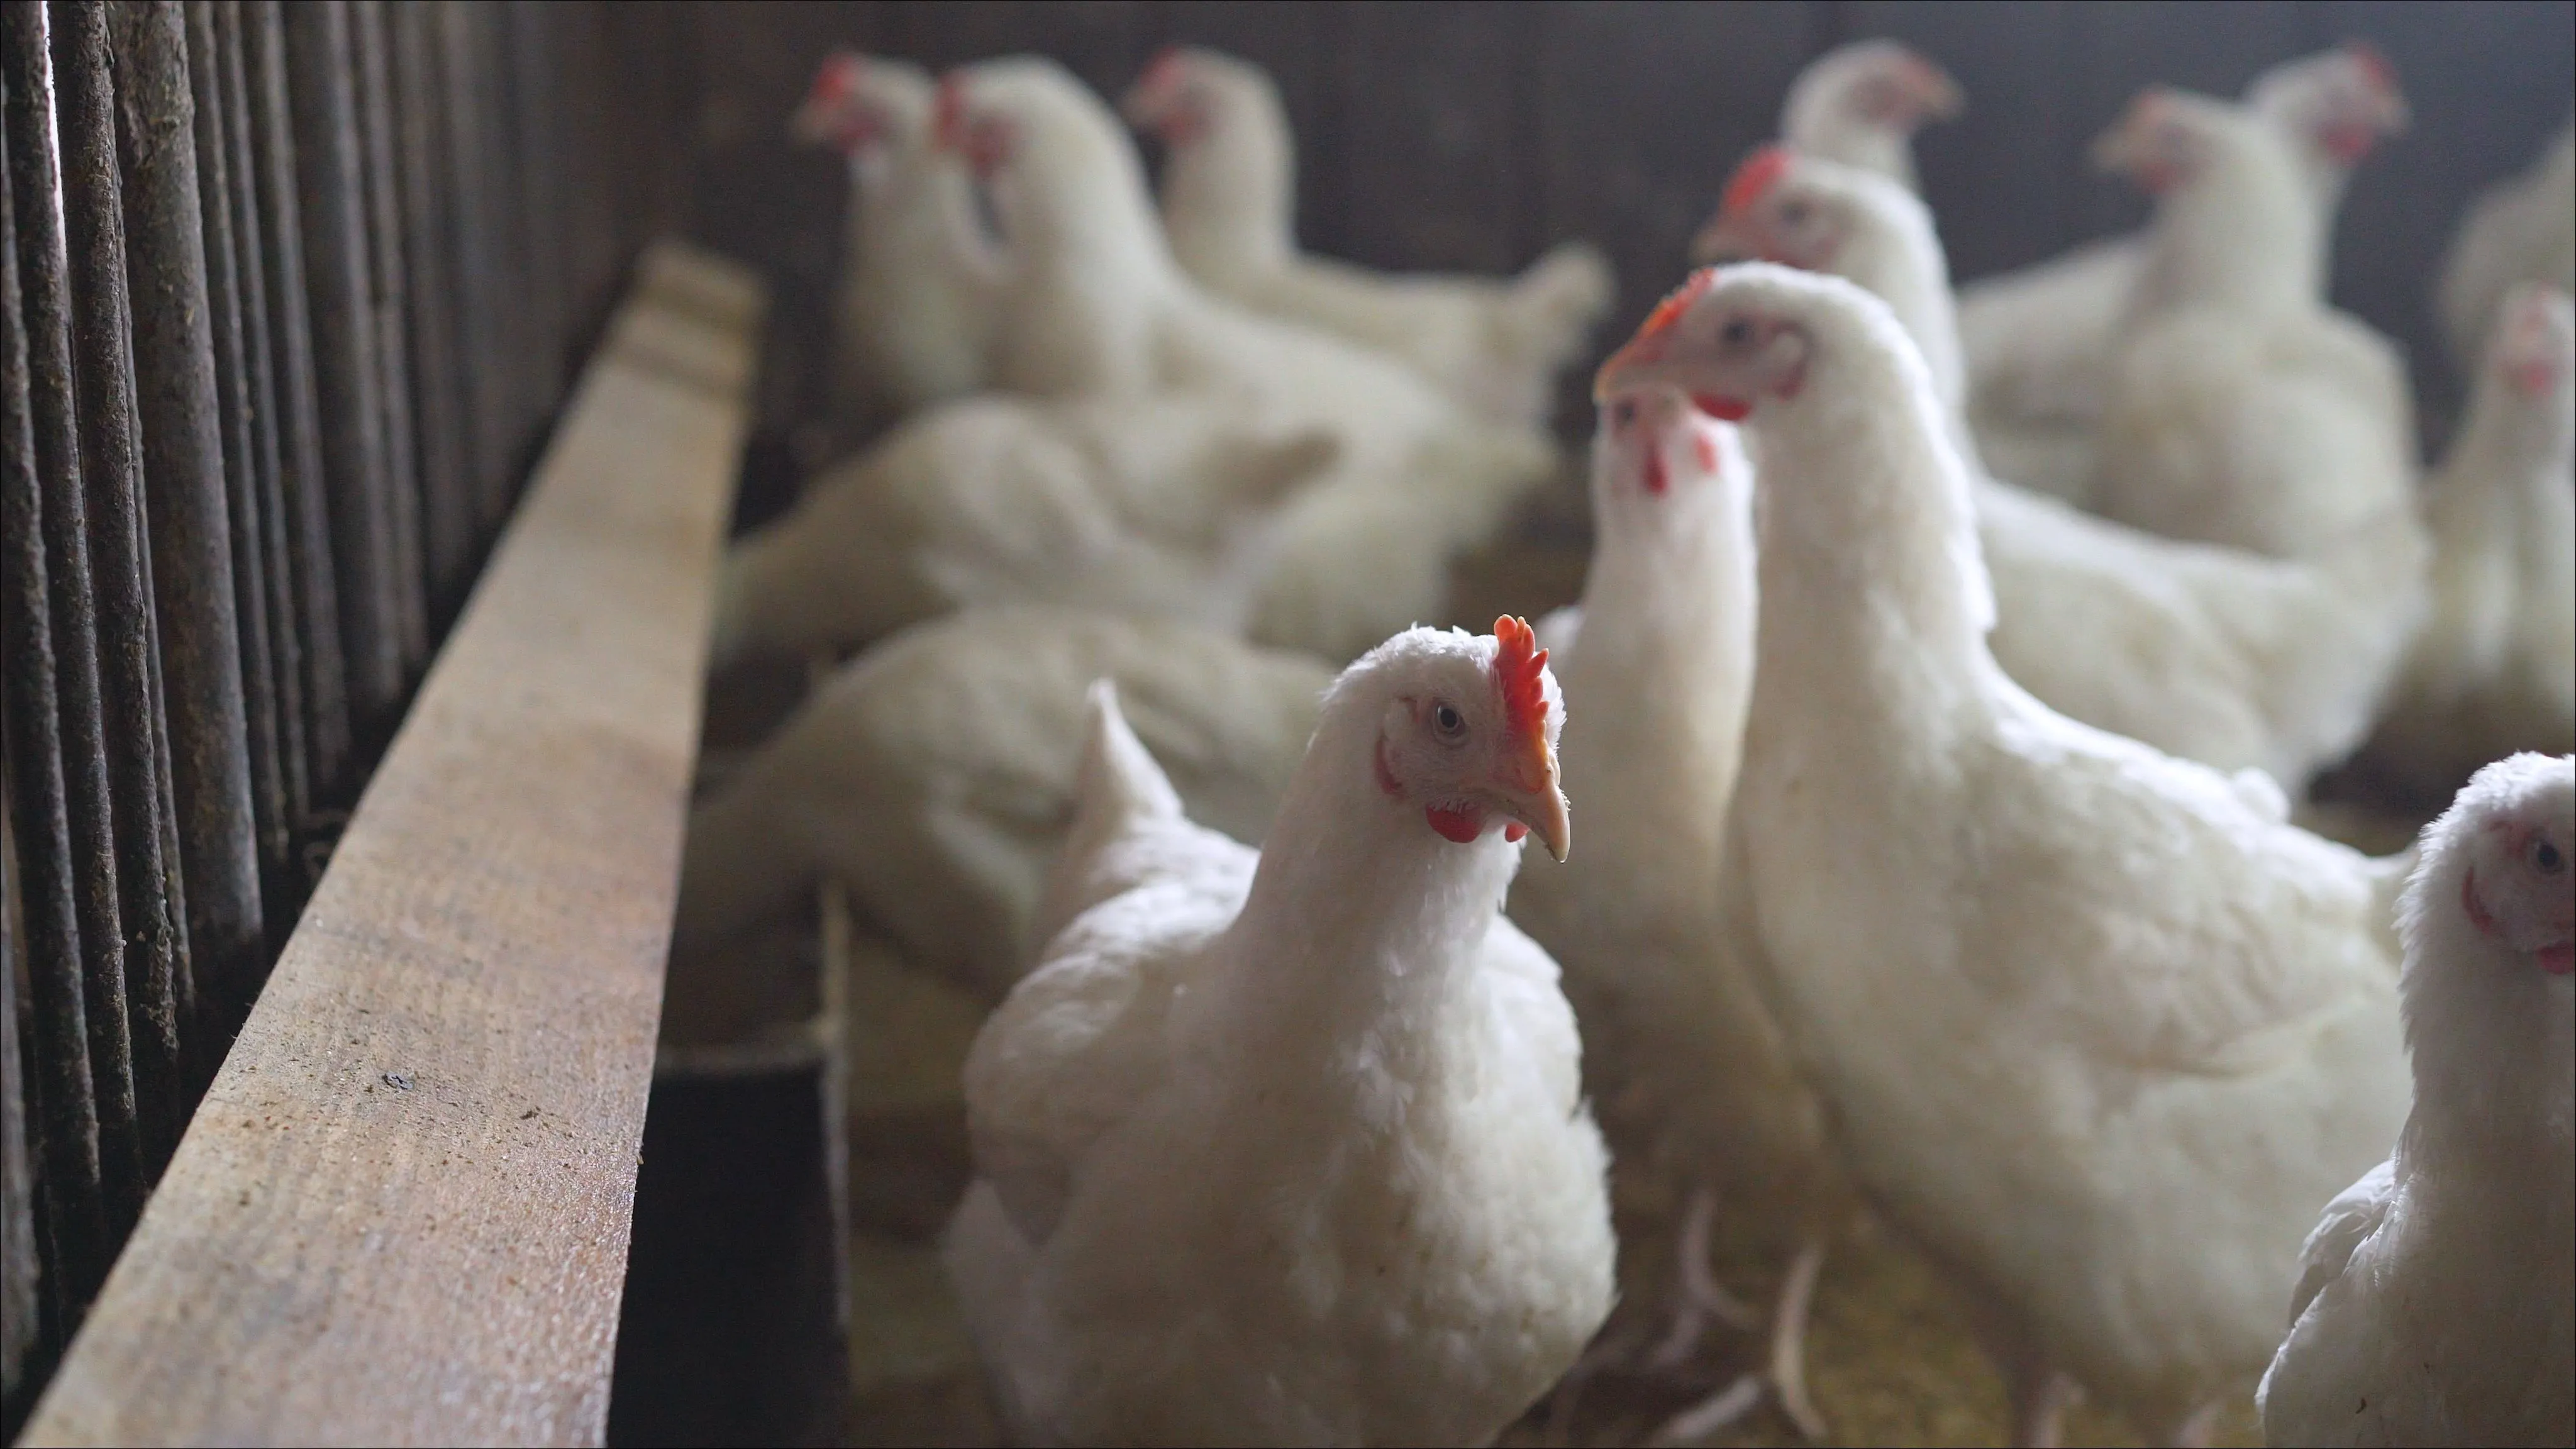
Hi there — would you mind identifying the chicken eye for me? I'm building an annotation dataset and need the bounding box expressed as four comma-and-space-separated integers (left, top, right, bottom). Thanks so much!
1431, 702, 1467, 740
1781, 199, 1811, 227
1719, 317, 1754, 348
2531, 835, 2567, 875
1612, 399, 1636, 428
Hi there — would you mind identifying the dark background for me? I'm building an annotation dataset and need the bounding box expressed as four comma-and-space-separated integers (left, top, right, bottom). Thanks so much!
647, 0, 2576, 452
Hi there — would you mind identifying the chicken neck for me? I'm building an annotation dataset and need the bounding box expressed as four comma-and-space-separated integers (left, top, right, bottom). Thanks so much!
1742, 311, 2005, 751
1159, 68, 1296, 284
1202, 692, 1520, 1099
2133, 117, 2321, 318
1554, 435, 1756, 906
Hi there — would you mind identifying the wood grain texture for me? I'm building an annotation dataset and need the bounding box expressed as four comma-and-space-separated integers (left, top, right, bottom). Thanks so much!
18, 243, 763, 1449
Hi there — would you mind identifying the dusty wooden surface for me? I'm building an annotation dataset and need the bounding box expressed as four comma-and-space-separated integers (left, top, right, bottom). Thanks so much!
19, 245, 763, 1448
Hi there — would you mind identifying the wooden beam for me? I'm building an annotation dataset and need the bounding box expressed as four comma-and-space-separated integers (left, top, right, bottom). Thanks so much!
19, 243, 764, 1448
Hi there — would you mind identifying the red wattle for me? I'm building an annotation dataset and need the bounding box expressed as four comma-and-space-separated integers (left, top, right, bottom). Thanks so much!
1694, 393, 1752, 421
1504, 822, 1529, 843
1643, 450, 1668, 494
1424, 805, 1484, 843
2320, 123, 2377, 164
2540, 944, 2575, 976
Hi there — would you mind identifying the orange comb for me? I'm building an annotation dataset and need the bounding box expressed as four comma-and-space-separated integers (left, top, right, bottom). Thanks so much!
1723, 145, 1794, 218
1638, 267, 1716, 341
1494, 615, 1550, 744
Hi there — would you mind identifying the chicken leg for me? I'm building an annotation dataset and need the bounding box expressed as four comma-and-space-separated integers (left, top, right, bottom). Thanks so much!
1645, 1185, 1762, 1370
1646, 1231, 1829, 1444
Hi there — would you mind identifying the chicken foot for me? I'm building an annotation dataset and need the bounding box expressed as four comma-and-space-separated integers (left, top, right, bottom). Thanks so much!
1646, 1234, 1829, 1444
1646, 1185, 1763, 1370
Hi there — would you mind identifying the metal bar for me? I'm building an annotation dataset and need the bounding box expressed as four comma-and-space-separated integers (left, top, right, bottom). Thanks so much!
18, 247, 765, 1449
54, 0, 189, 1183
2, 802, 41, 1401
387, 0, 469, 615
474, 3, 524, 484
38, 0, 159, 1222
187, 0, 290, 968
111, 0, 261, 1059
216, 0, 310, 864
245, 0, 350, 803
437, 2, 506, 541
282, 0, 400, 740
481, 2, 538, 500
349, 0, 426, 674
0, 0, 121, 1301
507, 0, 567, 415
3, 47, 99, 1375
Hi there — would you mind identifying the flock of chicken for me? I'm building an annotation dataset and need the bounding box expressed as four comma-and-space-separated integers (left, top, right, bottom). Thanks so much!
672, 33, 2575, 1449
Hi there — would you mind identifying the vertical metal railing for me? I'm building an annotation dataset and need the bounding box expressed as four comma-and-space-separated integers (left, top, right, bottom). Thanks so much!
0, 1, 688, 1426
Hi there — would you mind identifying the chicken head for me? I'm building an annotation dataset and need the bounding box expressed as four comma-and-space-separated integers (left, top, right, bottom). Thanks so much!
2246, 39, 2410, 167
1118, 45, 1214, 144
1595, 265, 1813, 420
1782, 40, 1962, 143
1691, 145, 1852, 268
1369, 616, 1572, 861
2443, 755, 2576, 975
1600, 387, 1740, 504
2492, 280, 2575, 401
933, 72, 1017, 179
2092, 87, 2237, 195
793, 51, 926, 155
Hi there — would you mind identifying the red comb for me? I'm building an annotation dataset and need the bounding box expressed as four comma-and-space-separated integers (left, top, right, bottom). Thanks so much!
1638, 268, 1717, 341
1493, 615, 1550, 742
933, 74, 969, 151
2343, 39, 2397, 96
808, 52, 862, 108
1723, 145, 1795, 218
1141, 44, 1185, 94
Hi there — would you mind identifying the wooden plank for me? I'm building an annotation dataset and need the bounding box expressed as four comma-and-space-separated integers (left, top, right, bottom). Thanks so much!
18, 243, 763, 1449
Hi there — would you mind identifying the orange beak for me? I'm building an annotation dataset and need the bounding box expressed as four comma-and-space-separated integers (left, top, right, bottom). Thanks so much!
1499, 733, 1571, 863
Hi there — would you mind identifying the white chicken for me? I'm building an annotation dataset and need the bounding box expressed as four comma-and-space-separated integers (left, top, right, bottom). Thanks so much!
1952, 45, 2408, 502
1509, 391, 1840, 1440
792, 52, 1001, 428
708, 395, 1338, 667
1776, 38, 1963, 194
673, 606, 1331, 998
2360, 282, 2576, 804
1597, 264, 2414, 1446
1699, 145, 2410, 790
2436, 118, 2575, 375
942, 620, 1614, 1445
2257, 752, 2573, 1449
1118, 45, 1615, 430
936, 56, 1560, 662
2090, 90, 2428, 582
